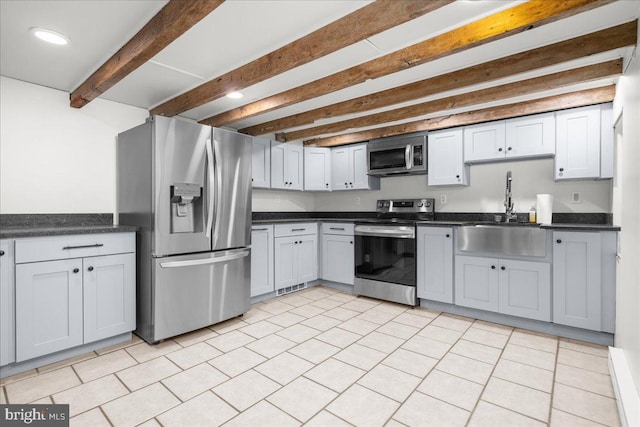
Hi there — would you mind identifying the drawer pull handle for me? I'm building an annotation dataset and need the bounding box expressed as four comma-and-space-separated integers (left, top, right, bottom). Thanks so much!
88, 266, 94, 272
253, 228, 269, 231
330, 227, 345, 231
63, 244, 104, 250
291, 228, 305, 232
73, 268, 79, 273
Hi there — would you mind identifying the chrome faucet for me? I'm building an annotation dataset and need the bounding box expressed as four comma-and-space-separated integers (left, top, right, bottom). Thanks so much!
504, 170, 517, 222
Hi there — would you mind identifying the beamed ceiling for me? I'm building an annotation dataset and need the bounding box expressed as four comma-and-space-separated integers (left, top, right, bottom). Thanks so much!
1, 0, 638, 146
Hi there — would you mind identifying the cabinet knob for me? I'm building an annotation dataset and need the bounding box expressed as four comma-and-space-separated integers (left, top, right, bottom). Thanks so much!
349, 182, 353, 186
456, 175, 460, 179
251, 178, 254, 182
559, 168, 564, 172
73, 268, 79, 273
88, 266, 94, 272
556, 239, 562, 244
446, 234, 450, 238
507, 147, 512, 151
491, 265, 496, 270
501, 266, 506, 271
498, 148, 503, 152
326, 183, 329, 187
0, 250, 4, 256
350, 241, 353, 244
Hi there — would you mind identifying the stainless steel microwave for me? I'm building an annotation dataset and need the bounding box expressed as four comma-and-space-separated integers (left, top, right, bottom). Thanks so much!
367, 132, 427, 176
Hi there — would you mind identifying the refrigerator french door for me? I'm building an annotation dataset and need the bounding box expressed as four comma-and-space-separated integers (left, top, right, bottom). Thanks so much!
118, 116, 252, 343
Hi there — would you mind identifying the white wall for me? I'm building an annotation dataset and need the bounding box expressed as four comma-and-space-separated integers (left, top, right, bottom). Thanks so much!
314, 158, 611, 213
612, 26, 640, 397
253, 189, 315, 212
0, 77, 148, 214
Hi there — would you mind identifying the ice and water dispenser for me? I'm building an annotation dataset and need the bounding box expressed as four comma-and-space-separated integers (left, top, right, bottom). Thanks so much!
170, 182, 203, 233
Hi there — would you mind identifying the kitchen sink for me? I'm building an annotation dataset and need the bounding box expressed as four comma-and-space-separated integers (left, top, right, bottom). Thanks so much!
457, 224, 547, 257
466, 221, 540, 227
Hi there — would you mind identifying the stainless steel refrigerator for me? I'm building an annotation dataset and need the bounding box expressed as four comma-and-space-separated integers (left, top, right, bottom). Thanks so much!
117, 116, 252, 343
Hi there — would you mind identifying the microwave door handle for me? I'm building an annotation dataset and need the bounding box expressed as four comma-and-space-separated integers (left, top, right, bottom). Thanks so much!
405, 144, 412, 170
205, 138, 215, 238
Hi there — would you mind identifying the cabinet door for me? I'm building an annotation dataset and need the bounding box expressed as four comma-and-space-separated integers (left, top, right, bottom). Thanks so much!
252, 137, 271, 189
287, 145, 304, 190
83, 253, 136, 344
274, 236, 297, 290
428, 129, 468, 186
417, 227, 453, 303
350, 143, 370, 190
322, 234, 354, 285
270, 142, 287, 189
463, 121, 506, 162
331, 147, 351, 191
16, 259, 83, 362
304, 147, 331, 191
297, 235, 318, 283
454, 255, 499, 312
251, 227, 274, 297
506, 112, 555, 159
553, 232, 602, 330
555, 105, 601, 180
498, 259, 551, 321
0, 240, 15, 366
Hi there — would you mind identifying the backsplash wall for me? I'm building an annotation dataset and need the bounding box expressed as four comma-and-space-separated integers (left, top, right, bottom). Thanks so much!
254, 158, 612, 213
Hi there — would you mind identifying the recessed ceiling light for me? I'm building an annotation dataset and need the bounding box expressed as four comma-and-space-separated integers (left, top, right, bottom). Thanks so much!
226, 91, 243, 99
30, 27, 70, 45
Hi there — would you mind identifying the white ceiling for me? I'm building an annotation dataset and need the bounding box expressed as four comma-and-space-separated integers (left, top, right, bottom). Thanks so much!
1, 0, 638, 141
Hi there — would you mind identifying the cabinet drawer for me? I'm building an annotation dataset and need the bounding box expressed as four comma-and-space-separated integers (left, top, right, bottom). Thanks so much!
321, 223, 354, 236
274, 223, 317, 237
15, 232, 135, 264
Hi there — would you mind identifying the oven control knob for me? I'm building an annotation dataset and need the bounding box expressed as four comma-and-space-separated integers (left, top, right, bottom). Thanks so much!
383, 201, 390, 207
377, 201, 384, 208
425, 200, 432, 208
417, 201, 424, 207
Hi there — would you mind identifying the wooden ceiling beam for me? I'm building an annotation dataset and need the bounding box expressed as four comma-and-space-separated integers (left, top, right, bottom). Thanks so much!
70, 0, 223, 108
243, 21, 637, 136
202, 0, 611, 127
304, 85, 616, 147
149, 0, 453, 117
278, 59, 621, 142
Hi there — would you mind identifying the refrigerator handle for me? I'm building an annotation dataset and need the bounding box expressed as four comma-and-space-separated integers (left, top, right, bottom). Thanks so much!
205, 138, 215, 238
159, 248, 250, 268
212, 137, 223, 243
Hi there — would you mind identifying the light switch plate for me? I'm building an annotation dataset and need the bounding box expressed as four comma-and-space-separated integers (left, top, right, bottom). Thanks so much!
571, 192, 582, 203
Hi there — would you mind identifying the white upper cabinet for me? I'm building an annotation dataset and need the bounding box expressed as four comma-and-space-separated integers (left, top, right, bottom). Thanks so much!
428, 128, 469, 186
555, 103, 614, 181
505, 112, 555, 159
271, 142, 303, 190
331, 143, 379, 191
463, 120, 506, 162
464, 113, 555, 163
251, 137, 271, 189
304, 147, 331, 191
555, 105, 601, 180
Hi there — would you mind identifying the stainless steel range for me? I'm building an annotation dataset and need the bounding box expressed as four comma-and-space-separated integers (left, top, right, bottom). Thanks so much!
354, 198, 434, 306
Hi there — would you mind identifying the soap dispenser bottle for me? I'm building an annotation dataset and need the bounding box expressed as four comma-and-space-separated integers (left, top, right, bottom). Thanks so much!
529, 206, 537, 223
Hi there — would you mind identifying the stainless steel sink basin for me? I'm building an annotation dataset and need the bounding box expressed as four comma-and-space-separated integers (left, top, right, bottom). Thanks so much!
457, 224, 547, 257
467, 221, 540, 227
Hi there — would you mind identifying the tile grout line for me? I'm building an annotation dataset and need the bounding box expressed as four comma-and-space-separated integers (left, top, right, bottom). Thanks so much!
547, 336, 561, 424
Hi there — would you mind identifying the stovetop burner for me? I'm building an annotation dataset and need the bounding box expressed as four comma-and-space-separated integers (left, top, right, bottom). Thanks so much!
357, 198, 435, 225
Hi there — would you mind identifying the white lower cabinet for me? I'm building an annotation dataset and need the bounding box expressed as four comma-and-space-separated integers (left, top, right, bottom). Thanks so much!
321, 223, 354, 285
455, 255, 551, 321
274, 223, 318, 291
14, 233, 136, 363
251, 225, 274, 297
552, 231, 602, 330
16, 259, 85, 362
1, 240, 16, 366
417, 227, 453, 303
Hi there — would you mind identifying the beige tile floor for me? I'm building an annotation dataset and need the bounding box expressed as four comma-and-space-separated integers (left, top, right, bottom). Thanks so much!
0, 286, 621, 427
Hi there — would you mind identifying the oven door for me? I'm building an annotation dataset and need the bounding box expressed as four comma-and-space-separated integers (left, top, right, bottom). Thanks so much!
354, 225, 417, 305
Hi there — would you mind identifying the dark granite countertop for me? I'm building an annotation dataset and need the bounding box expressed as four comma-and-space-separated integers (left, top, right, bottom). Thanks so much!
252, 212, 620, 232
0, 214, 138, 239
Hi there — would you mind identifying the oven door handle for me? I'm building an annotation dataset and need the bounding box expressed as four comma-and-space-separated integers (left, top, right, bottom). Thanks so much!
355, 228, 415, 239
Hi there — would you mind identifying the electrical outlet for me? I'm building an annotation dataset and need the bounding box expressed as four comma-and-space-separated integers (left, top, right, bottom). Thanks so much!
571, 192, 582, 203
355, 196, 361, 205
440, 194, 448, 205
